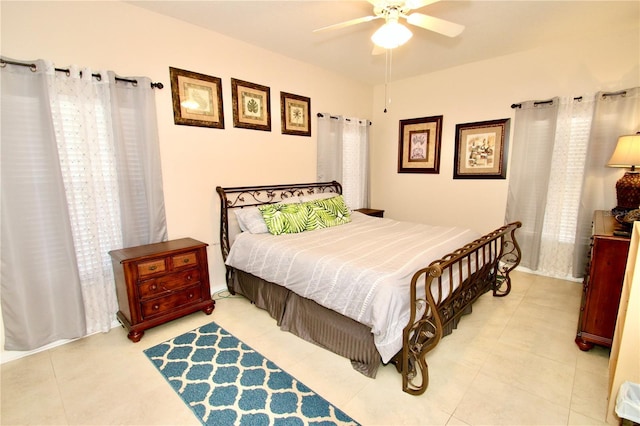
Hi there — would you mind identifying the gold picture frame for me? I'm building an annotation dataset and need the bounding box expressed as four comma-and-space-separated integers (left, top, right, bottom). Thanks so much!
231, 78, 271, 131
169, 67, 224, 129
280, 92, 311, 136
453, 118, 510, 179
398, 115, 443, 174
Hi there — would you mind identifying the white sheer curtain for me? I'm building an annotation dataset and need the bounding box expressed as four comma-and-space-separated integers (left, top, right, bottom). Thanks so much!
506, 88, 640, 279
538, 95, 595, 277
1, 58, 167, 350
317, 113, 370, 210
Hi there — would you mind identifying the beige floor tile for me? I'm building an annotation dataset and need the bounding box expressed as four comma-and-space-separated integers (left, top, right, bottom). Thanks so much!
0, 270, 614, 426
446, 416, 472, 426
575, 345, 611, 377
341, 366, 452, 426
497, 312, 581, 366
480, 341, 576, 408
568, 410, 609, 425
454, 372, 570, 425
419, 356, 482, 415
1, 351, 67, 425
571, 368, 610, 423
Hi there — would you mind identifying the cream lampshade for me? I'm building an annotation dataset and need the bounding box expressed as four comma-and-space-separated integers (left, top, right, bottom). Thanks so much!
371, 18, 413, 49
608, 133, 640, 211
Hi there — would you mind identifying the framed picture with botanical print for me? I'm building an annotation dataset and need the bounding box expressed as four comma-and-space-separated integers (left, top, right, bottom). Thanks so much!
280, 92, 311, 136
231, 78, 271, 131
398, 115, 443, 174
169, 67, 224, 129
453, 118, 510, 179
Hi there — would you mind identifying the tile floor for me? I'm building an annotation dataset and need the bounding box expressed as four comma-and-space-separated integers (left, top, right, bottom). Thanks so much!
1, 270, 615, 425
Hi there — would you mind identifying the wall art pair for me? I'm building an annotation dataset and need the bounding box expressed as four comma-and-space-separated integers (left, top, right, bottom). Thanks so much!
398, 115, 510, 179
169, 67, 311, 137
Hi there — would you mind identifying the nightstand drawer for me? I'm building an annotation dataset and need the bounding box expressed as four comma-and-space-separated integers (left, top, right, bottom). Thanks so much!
137, 259, 166, 277
140, 284, 203, 319
138, 269, 201, 300
172, 252, 198, 269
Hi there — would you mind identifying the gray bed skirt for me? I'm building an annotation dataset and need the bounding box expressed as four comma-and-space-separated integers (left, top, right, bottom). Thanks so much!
230, 269, 472, 378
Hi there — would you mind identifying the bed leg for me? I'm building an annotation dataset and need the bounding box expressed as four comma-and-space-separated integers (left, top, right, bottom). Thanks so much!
493, 223, 522, 297
225, 267, 237, 295
399, 304, 442, 395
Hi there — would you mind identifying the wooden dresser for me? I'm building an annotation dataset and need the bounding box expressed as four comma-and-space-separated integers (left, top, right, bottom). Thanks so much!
109, 238, 215, 342
575, 211, 630, 351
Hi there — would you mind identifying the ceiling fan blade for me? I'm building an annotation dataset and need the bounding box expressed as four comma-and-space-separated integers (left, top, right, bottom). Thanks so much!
405, 0, 440, 11
313, 15, 380, 32
405, 12, 464, 37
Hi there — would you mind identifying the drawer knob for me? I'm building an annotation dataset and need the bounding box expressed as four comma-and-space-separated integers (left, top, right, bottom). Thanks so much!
186, 275, 192, 281
188, 293, 194, 299
183, 258, 190, 264
153, 304, 159, 310
150, 284, 157, 291
149, 265, 157, 271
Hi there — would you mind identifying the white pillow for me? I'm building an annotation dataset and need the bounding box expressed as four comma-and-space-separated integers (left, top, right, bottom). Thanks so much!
234, 196, 302, 234
235, 207, 269, 234
299, 192, 339, 202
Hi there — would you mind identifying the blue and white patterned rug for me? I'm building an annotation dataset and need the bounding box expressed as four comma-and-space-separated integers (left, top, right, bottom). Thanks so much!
144, 321, 360, 426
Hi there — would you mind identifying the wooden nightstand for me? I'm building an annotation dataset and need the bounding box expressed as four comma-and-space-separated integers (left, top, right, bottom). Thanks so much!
355, 208, 384, 218
109, 238, 215, 342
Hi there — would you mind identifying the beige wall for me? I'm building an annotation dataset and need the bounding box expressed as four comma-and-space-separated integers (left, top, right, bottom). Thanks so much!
370, 27, 639, 234
0, 1, 373, 292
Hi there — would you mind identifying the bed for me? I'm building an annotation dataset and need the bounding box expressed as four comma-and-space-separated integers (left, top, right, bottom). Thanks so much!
216, 181, 521, 395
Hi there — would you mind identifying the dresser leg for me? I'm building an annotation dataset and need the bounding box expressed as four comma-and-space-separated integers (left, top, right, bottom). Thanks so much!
128, 330, 144, 343
575, 335, 594, 351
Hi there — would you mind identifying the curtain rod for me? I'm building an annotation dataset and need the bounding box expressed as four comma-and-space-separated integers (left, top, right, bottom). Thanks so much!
511, 90, 627, 109
1, 58, 163, 89
602, 90, 627, 98
316, 112, 372, 125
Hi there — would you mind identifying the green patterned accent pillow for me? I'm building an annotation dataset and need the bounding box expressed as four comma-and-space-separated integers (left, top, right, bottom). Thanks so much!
307, 195, 351, 228
259, 195, 351, 235
258, 202, 309, 235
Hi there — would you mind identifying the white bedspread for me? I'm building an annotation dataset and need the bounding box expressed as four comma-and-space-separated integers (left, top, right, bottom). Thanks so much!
225, 212, 480, 362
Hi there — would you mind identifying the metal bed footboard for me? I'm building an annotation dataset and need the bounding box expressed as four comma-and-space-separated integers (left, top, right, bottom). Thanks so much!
395, 221, 522, 395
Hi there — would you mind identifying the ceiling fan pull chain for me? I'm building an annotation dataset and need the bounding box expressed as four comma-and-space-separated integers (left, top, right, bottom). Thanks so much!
384, 48, 392, 113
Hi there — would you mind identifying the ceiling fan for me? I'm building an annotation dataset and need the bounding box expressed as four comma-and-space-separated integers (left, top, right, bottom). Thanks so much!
313, 0, 464, 50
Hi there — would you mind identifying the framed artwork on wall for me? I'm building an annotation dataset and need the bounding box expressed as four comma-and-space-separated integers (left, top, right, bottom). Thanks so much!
453, 118, 510, 179
280, 92, 311, 136
169, 67, 224, 129
231, 78, 271, 131
398, 115, 443, 174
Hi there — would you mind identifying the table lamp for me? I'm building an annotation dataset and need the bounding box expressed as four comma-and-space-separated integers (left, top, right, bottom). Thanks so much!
608, 133, 640, 211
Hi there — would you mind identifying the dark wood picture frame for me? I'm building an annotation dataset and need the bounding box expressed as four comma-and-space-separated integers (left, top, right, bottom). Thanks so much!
280, 92, 311, 136
169, 67, 224, 129
231, 78, 271, 131
453, 118, 510, 179
398, 115, 443, 174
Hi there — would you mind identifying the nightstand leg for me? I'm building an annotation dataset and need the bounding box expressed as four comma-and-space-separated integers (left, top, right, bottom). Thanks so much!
128, 330, 144, 343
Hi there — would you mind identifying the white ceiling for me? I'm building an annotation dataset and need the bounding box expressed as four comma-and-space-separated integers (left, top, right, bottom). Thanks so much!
130, 0, 640, 85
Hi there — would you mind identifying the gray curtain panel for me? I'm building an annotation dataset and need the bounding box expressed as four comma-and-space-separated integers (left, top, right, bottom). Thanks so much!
0, 59, 167, 351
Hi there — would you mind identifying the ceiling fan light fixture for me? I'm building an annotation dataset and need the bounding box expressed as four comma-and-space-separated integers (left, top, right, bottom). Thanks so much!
371, 19, 413, 49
